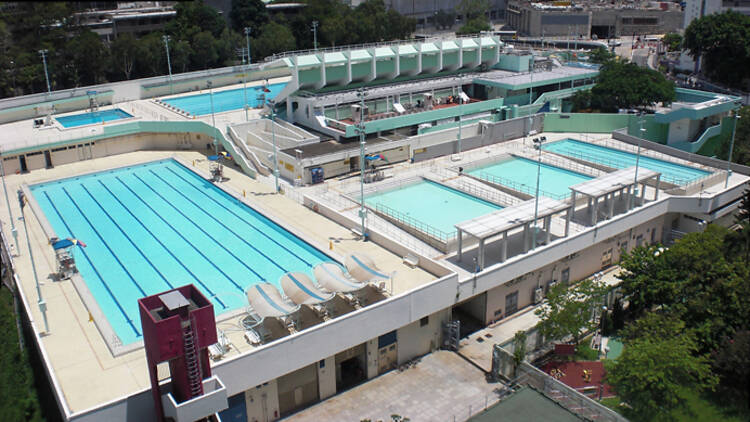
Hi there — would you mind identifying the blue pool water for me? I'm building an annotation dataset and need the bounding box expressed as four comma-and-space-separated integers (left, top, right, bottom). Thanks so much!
31, 159, 328, 345
55, 109, 133, 128
468, 156, 592, 199
161, 82, 287, 115
364, 180, 502, 238
543, 139, 710, 185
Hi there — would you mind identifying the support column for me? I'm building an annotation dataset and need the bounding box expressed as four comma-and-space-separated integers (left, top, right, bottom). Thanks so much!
478, 238, 485, 271
640, 182, 647, 201
654, 175, 661, 200
565, 207, 572, 237
608, 192, 615, 218
523, 222, 530, 252
501, 231, 508, 262
591, 195, 598, 226
457, 229, 463, 262
626, 185, 633, 211
544, 215, 552, 244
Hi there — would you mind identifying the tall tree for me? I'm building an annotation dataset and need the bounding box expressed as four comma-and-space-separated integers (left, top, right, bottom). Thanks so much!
590, 60, 675, 112
684, 11, 750, 88
111, 33, 139, 80
661, 32, 683, 52
456, 0, 491, 35
711, 330, 750, 405
229, 0, 269, 34
606, 318, 717, 421
191, 31, 219, 70
252, 22, 297, 61
535, 278, 607, 346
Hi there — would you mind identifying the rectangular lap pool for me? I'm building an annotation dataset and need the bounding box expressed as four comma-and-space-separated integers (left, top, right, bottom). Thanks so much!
161, 82, 287, 115
364, 180, 502, 239
468, 156, 592, 199
31, 159, 328, 345
543, 139, 710, 185
55, 109, 133, 128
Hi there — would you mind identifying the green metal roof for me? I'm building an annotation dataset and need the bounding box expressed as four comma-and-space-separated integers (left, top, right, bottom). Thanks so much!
398, 44, 418, 55
480, 37, 496, 47
375, 47, 396, 58
349, 49, 372, 61
296, 54, 321, 67
420, 43, 439, 54
460, 39, 478, 49
323, 52, 347, 64
440, 41, 458, 51
469, 387, 583, 422
283, 58, 293, 67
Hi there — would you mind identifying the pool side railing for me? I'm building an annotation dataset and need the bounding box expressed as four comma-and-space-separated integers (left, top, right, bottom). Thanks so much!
373, 202, 455, 242
477, 171, 570, 200
450, 177, 523, 207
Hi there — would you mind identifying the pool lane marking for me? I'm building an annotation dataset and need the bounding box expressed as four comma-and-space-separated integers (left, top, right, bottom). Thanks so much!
97, 180, 227, 309
79, 183, 175, 291
115, 174, 241, 298
60, 186, 148, 297
40, 190, 141, 338
161, 165, 315, 267
130, 173, 264, 285
147, 169, 292, 272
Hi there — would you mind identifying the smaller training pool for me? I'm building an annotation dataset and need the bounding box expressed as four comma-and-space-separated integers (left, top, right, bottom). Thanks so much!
161, 82, 287, 115
55, 109, 133, 128
468, 156, 592, 199
364, 180, 502, 239
543, 139, 710, 185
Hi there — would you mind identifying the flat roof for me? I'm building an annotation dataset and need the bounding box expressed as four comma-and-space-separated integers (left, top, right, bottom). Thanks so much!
570, 166, 660, 198
474, 66, 598, 90
456, 196, 570, 240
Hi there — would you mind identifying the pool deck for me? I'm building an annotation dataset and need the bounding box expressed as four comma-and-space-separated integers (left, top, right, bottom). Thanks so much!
0, 149, 437, 415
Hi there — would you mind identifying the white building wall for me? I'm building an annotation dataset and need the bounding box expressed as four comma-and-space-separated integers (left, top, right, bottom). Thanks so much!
396, 308, 451, 364
316, 356, 336, 401
245, 380, 280, 422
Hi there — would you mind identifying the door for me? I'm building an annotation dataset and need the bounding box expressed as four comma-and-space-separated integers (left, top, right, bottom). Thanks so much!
505, 291, 519, 317
19, 155, 27, 173
44, 150, 52, 169
77, 143, 92, 160
378, 343, 397, 374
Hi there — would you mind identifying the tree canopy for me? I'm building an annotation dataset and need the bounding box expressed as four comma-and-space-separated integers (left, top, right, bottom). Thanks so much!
661, 32, 683, 52
456, 0, 491, 35
684, 11, 750, 88
535, 278, 607, 345
588, 60, 676, 112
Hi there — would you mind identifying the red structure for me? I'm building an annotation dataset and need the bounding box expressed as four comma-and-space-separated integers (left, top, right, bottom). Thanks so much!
139, 285, 218, 422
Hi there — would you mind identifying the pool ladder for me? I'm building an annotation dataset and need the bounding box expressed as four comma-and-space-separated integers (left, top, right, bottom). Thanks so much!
182, 321, 204, 398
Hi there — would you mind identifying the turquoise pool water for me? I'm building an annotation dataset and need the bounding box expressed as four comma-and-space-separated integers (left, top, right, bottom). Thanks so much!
55, 109, 133, 128
162, 82, 287, 115
468, 156, 592, 199
30, 159, 328, 345
364, 180, 502, 238
543, 139, 710, 185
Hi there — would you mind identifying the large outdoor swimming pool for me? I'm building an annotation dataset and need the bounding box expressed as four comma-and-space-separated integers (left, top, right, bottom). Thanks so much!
364, 180, 502, 239
468, 156, 592, 199
161, 82, 287, 115
31, 159, 328, 345
55, 109, 133, 128
543, 139, 710, 185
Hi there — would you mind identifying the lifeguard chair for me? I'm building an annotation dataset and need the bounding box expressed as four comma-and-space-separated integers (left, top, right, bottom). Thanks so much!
208, 153, 229, 182
52, 238, 78, 280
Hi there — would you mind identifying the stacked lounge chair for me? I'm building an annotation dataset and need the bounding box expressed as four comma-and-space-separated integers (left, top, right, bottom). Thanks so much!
244, 282, 299, 343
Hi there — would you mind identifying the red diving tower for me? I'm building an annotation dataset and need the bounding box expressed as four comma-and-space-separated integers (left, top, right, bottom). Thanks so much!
139, 285, 228, 422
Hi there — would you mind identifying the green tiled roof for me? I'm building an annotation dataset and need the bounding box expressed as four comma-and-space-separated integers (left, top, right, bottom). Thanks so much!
323, 52, 347, 64
440, 41, 459, 51
375, 47, 396, 58
480, 37, 496, 47
349, 49, 372, 61
296, 54, 321, 67
460, 39, 478, 49
420, 43, 439, 54
398, 44, 418, 55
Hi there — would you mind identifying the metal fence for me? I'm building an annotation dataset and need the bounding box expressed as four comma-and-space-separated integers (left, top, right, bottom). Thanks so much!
477, 171, 569, 200
374, 202, 454, 242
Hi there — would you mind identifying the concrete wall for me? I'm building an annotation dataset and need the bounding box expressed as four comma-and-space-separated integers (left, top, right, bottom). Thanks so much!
245, 380, 280, 422
396, 308, 451, 364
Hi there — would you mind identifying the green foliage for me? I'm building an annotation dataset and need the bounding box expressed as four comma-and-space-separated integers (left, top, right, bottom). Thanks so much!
662, 32, 683, 52
456, 0, 490, 35
684, 11, 750, 88
570, 89, 593, 112
535, 278, 607, 345
590, 60, 676, 112
0, 289, 45, 422
457, 17, 491, 35
111, 33, 139, 80
435, 9, 456, 30
717, 107, 750, 166
575, 345, 600, 361
712, 330, 750, 405
230, 0, 269, 33
252, 22, 297, 62
605, 321, 717, 421
512, 330, 527, 367
588, 47, 615, 64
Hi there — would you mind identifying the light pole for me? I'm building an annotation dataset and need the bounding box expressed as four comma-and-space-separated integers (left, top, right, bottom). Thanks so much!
357, 87, 368, 240
18, 189, 48, 334
0, 158, 17, 254
312, 21, 319, 51
265, 99, 280, 193
528, 57, 534, 105
207, 80, 218, 155
531, 136, 546, 250
725, 112, 740, 188
38, 49, 51, 95
163, 35, 173, 95
631, 113, 646, 209
456, 95, 464, 158
244, 27, 252, 122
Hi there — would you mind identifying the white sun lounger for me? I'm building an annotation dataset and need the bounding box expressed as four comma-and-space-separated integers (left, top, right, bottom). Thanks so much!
246, 282, 299, 319
313, 262, 366, 293
345, 253, 390, 283
280, 272, 334, 306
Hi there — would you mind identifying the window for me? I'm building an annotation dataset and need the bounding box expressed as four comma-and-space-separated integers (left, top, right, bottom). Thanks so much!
561, 268, 570, 284
319, 359, 325, 368
420, 316, 429, 327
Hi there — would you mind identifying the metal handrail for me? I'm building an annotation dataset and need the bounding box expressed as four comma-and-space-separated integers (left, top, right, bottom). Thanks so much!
478, 171, 569, 200
374, 202, 454, 241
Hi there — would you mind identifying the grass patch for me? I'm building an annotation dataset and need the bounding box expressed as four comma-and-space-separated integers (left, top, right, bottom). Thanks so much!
0, 287, 47, 422
575, 345, 600, 361
696, 134, 724, 157
599, 389, 749, 421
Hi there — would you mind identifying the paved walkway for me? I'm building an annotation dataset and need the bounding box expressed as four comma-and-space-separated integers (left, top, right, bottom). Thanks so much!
283, 351, 503, 422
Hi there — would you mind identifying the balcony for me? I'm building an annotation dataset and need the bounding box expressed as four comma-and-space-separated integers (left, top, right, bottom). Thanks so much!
161, 375, 228, 422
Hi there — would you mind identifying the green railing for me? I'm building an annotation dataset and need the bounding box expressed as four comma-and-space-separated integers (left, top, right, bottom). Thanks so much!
373, 202, 454, 241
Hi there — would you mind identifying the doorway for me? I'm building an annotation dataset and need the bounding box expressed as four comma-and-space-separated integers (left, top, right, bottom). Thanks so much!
44, 151, 52, 169
19, 155, 27, 173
